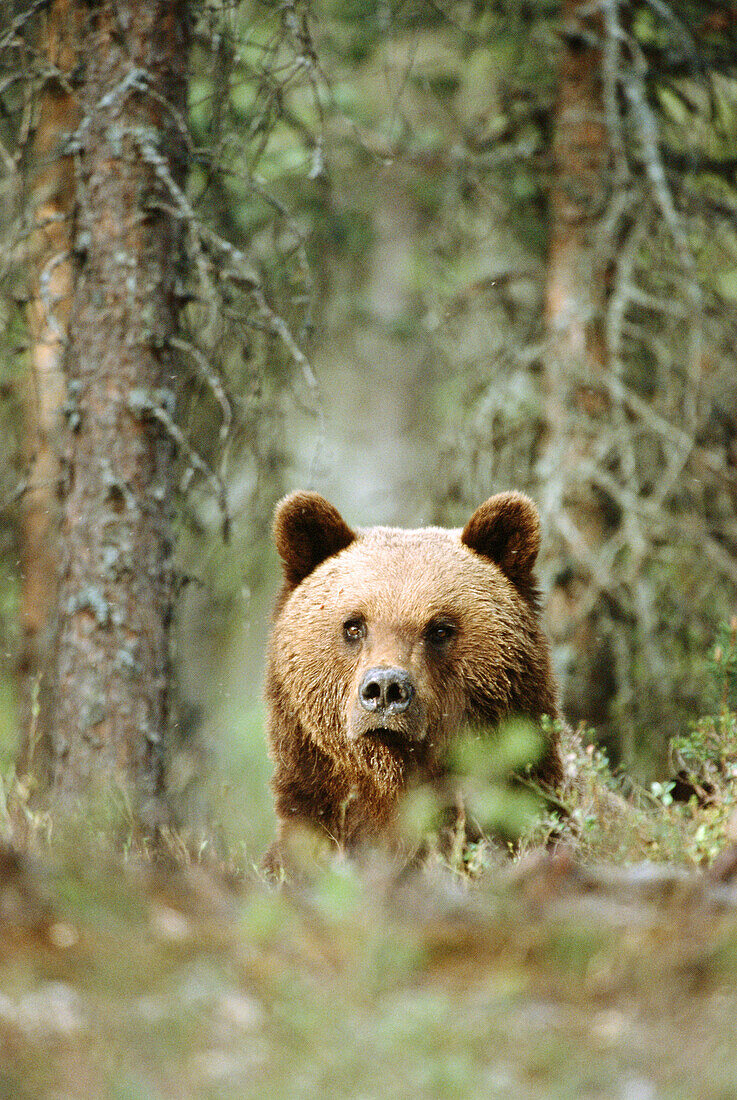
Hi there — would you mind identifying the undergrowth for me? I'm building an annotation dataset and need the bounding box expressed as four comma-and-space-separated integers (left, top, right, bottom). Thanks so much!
522, 617, 737, 872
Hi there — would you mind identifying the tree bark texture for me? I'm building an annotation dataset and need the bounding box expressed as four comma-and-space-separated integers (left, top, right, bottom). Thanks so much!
18, 0, 80, 780
544, 0, 608, 424
49, 1, 187, 810
541, 0, 614, 732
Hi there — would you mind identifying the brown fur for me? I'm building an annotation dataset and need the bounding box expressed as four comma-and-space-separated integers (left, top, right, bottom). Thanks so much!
265, 491, 564, 862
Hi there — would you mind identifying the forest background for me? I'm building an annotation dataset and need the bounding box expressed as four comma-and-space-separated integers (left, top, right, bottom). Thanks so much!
0, 0, 735, 852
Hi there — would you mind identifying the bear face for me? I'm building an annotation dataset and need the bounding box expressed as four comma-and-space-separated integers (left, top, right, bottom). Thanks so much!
265, 491, 563, 855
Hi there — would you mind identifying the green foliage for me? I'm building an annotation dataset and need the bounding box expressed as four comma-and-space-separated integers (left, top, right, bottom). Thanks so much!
671, 619, 737, 773
710, 617, 737, 710
531, 629, 737, 870
400, 720, 548, 870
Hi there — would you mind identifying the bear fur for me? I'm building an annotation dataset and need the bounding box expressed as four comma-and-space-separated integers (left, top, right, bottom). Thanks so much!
265, 490, 564, 861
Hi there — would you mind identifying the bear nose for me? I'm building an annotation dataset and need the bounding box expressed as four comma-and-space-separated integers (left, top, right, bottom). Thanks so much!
358, 667, 414, 715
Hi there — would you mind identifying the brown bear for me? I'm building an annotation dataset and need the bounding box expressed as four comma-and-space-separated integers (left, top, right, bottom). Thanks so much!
264, 490, 564, 864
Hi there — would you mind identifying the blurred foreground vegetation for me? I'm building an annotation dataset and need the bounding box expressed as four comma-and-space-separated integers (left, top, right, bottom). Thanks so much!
4, 737, 737, 1100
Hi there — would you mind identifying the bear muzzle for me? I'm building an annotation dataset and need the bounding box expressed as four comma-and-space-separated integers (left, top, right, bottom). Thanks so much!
359, 666, 414, 714
347, 665, 425, 743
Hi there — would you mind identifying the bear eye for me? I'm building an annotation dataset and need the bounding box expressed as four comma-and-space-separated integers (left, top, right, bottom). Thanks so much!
343, 617, 365, 643
426, 620, 456, 648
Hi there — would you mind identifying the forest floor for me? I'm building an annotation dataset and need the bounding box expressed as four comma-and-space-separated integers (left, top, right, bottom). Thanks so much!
2, 832, 737, 1100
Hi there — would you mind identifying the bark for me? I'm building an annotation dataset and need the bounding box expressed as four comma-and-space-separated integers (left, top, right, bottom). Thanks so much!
541, 0, 614, 732
18, 0, 79, 780
544, 1, 608, 426
47, 0, 188, 814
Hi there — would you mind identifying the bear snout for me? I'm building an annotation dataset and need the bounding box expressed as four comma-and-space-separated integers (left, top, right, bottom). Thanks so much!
347, 665, 424, 743
358, 666, 415, 716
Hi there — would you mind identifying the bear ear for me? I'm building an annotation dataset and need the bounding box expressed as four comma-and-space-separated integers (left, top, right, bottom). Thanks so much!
273, 491, 356, 587
461, 492, 541, 587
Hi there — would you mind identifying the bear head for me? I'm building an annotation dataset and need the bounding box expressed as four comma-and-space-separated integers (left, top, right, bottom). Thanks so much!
265, 491, 561, 825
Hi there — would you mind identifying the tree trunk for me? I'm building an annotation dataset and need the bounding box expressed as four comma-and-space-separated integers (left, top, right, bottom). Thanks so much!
18, 0, 79, 783
544, 1, 608, 427
47, 0, 188, 816
541, 1, 614, 734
